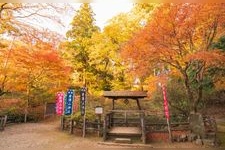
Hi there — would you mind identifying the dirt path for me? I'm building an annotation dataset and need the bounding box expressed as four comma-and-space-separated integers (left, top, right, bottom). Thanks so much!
0, 117, 209, 149
216, 117, 225, 147
0, 118, 108, 149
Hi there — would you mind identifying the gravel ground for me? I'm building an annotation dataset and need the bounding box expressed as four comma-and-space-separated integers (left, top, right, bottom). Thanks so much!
0, 117, 204, 149
0, 119, 107, 150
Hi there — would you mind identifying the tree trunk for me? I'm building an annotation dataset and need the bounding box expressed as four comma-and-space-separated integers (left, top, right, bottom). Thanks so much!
182, 67, 204, 114
24, 81, 31, 123
194, 63, 205, 113
193, 85, 203, 113
183, 71, 195, 114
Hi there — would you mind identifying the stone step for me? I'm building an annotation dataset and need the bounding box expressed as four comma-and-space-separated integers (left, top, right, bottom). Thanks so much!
114, 138, 132, 144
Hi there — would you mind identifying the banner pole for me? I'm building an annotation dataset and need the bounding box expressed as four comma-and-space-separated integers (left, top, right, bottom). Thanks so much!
82, 111, 86, 138
167, 118, 172, 142
82, 87, 86, 138
162, 85, 173, 142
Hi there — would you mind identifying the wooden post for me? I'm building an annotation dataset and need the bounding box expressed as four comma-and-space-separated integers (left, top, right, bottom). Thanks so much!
140, 112, 146, 144
82, 112, 86, 138
167, 118, 173, 143
0, 116, 3, 130
110, 112, 114, 128
103, 115, 107, 141
97, 114, 101, 137
60, 116, 64, 130
112, 99, 115, 110
82, 92, 87, 138
70, 119, 74, 134
44, 102, 47, 119
3, 115, 7, 129
125, 111, 128, 127
136, 99, 142, 110
107, 113, 110, 128
110, 101, 114, 127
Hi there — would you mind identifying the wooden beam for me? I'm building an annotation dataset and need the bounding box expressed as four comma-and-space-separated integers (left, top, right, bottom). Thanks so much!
103, 91, 147, 98
136, 99, 142, 110
109, 110, 145, 113
125, 111, 127, 127
70, 119, 74, 134
112, 99, 115, 110
103, 115, 107, 141
98, 142, 153, 148
60, 116, 64, 130
140, 113, 146, 144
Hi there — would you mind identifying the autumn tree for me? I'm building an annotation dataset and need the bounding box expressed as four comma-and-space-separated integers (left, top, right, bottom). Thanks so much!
122, 3, 225, 114
14, 42, 70, 99
0, 39, 15, 96
0, 25, 71, 121
14, 29, 71, 122
86, 32, 127, 93
65, 3, 99, 89
209, 36, 225, 92
104, 3, 158, 44
0, 3, 70, 97
101, 3, 159, 90
0, 3, 72, 122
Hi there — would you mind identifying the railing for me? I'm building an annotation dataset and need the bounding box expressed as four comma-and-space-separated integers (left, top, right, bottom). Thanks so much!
61, 115, 103, 137
103, 110, 146, 143
107, 110, 145, 126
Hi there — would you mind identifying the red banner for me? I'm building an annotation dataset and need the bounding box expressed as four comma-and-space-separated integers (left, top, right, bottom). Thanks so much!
56, 92, 64, 116
162, 85, 170, 119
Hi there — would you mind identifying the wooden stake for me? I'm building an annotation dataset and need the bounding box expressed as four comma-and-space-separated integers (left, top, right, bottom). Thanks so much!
82, 88, 87, 138
97, 114, 101, 137
82, 113, 86, 137
70, 119, 74, 134
60, 116, 64, 130
167, 118, 173, 143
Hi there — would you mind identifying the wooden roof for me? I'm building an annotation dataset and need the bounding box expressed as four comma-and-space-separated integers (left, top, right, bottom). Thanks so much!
103, 91, 147, 99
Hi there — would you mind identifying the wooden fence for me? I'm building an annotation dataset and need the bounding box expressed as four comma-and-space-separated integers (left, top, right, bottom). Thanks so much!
0, 115, 7, 131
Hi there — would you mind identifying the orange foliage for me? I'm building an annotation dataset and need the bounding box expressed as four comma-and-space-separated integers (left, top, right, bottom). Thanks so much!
122, 4, 225, 112
186, 50, 225, 68
122, 3, 225, 79
4, 41, 72, 94
0, 99, 24, 111
145, 74, 170, 97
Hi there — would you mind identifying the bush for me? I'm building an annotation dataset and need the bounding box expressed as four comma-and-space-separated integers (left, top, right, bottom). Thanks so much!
0, 99, 25, 122
27, 105, 45, 122
71, 109, 96, 123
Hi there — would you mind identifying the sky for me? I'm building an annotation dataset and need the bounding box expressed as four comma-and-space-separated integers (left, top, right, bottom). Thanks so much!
14, 3, 134, 37
91, 3, 133, 28
55, 3, 134, 36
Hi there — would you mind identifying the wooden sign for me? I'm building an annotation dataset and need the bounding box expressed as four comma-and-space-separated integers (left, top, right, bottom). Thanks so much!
95, 106, 103, 115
